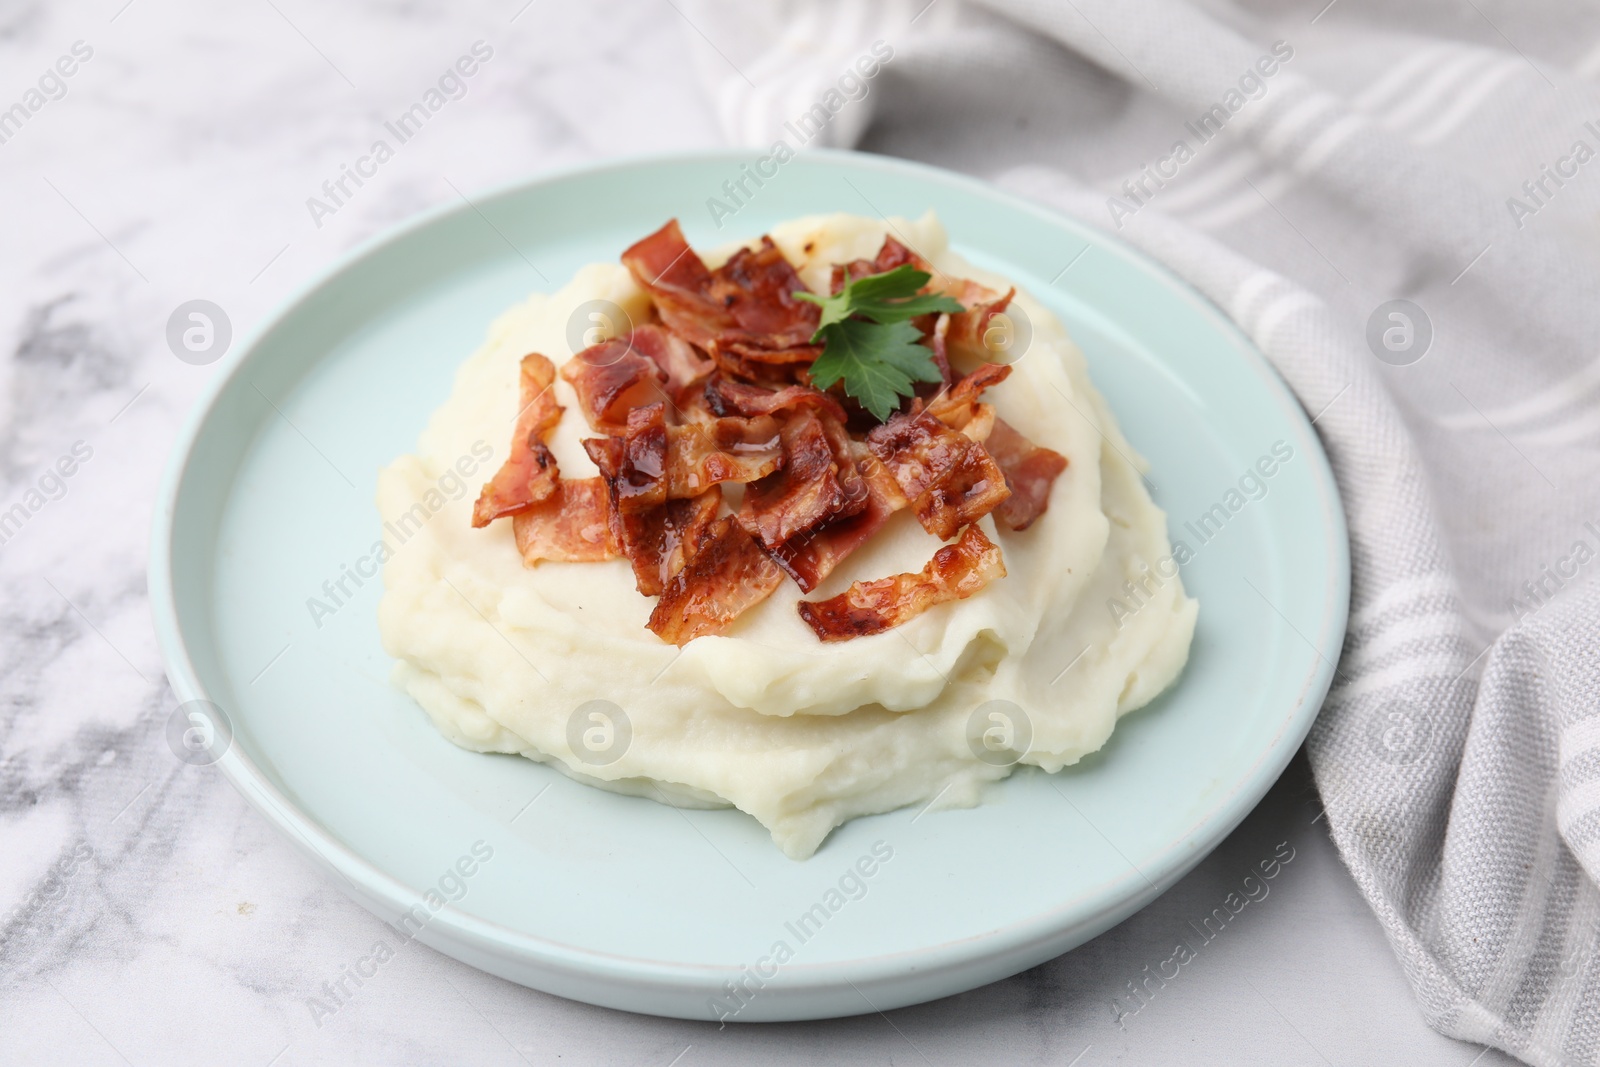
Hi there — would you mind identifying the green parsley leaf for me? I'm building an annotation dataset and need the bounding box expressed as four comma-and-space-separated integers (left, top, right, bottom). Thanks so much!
806, 319, 946, 423
794, 265, 966, 421
795, 265, 964, 329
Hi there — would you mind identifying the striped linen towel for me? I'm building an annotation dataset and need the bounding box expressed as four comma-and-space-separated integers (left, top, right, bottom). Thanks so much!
680, 0, 1600, 1063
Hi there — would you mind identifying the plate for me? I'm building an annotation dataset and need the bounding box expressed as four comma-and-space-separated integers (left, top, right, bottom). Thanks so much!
151, 150, 1348, 1022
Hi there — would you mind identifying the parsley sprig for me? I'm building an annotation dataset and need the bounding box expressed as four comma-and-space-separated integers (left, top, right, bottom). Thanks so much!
795, 265, 965, 422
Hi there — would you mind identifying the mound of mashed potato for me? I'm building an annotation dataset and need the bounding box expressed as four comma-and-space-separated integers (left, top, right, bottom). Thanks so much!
376, 212, 1197, 859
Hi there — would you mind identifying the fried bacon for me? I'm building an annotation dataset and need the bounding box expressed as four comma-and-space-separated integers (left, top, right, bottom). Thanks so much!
942, 280, 1017, 364
766, 447, 908, 593
925, 362, 1011, 441
647, 516, 785, 645
628, 322, 712, 402
920, 361, 1064, 527
511, 478, 619, 563
585, 415, 729, 598
561, 335, 663, 435
622, 221, 819, 359
587, 405, 761, 595
708, 342, 809, 390
707, 237, 821, 351
476, 222, 1053, 645
796, 524, 1006, 641
620, 220, 732, 350
829, 235, 930, 292
586, 418, 664, 595
921, 311, 954, 391
617, 403, 669, 510
738, 410, 865, 550
984, 417, 1068, 531
666, 416, 783, 497
704, 374, 848, 423
472, 353, 562, 527
866, 410, 1011, 541
621, 491, 723, 597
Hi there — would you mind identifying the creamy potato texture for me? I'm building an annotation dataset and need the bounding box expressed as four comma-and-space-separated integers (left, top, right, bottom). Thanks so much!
376, 213, 1197, 859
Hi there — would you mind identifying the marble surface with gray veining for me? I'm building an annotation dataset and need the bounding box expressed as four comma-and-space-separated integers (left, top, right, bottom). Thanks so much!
0, 1, 1519, 1063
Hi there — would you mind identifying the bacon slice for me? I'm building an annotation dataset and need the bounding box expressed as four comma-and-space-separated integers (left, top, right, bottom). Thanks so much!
621, 491, 723, 597
766, 447, 908, 593
708, 342, 808, 390
614, 403, 669, 510
472, 353, 562, 527
985, 418, 1068, 531
647, 516, 785, 645
925, 362, 1011, 441
560, 335, 663, 435
585, 411, 670, 595
623, 221, 820, 361
620, 220, 732, 350
866, 411, 1011, 541
628, 322, 712, 402
797, 525, 1006, 641
587, 405, 752, 595
738, 410, 865, 551
829, 235, 930, 292
666, 416, 783, 497
707, 237, 821, 351
920, 361, 1065, 530
943, 281, 1017, 364
511, 478, 620, 563
921, 311, 954, 391
705, 375, 847, 423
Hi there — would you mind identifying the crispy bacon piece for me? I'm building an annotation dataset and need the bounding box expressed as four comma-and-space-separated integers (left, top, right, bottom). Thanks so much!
797, 524, 1006, 641
943, 281, 1017, 364
620, 220, 731, 350
582, 435, 626, 502
561, 335, 663, 435
623, 491, 723, 597
724, 342, 823, 365
705, 375, 848, 423
921, 312, 954, 392
647, 516, 785, 645
592, 404, 781, 505
617, 403, 669, 510
586, 411, 669, 595
708, 342, 808, 389
766, 447, 908, 593
738, 410, 865, 550
985, 418, 1068, 531
829, 235, 930, 292
628, 322, 712, 402
666, 416, 783, 497
511, 478, 620, 563
866, 410, 1011, 541
925, 362, 1011, 441
472, 353, 562, 527
708, 238, 821, 350
623, 221, 820, 360
821, 411, 868, 514
587, 406, 749, 595
921, 361, 1065, 529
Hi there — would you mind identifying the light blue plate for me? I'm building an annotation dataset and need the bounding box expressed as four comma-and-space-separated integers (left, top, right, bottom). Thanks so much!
151, 150, 1348, 1022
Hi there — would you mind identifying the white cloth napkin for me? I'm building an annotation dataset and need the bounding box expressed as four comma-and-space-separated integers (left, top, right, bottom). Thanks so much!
680, 1, 1600, 1063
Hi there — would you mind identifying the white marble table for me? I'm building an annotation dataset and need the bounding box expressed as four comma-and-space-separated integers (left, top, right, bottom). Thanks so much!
0, 1, 1519, 1063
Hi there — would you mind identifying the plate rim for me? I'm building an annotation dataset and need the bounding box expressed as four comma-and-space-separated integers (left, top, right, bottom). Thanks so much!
149, 147, 1350, 1013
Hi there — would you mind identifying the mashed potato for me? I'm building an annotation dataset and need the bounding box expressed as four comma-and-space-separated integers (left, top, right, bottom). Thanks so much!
376, 212, 1197, 859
